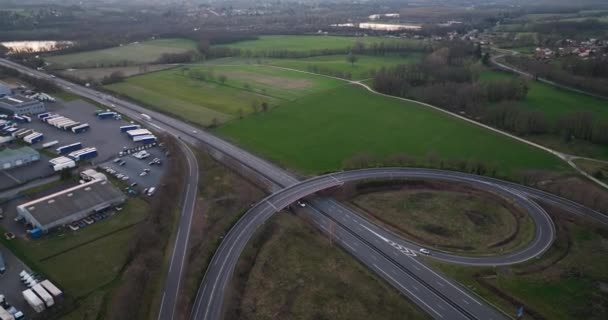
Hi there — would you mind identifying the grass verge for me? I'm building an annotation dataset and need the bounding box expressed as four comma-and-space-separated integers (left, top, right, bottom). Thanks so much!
225, 212, 430, 320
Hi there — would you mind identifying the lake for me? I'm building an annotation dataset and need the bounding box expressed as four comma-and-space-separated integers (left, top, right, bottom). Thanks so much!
1, 41, 73, 53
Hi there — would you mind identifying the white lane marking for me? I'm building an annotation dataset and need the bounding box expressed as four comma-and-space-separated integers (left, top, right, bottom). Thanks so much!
168, 228, 182, 273
373, 265, 443, 319
342, 241, 357, 253
157, 292, 166, 320
436, 304, 445, 310
409, 258, 482, 306
266, 201, 278, 211
462, 299, 470, 305
436, 281, 445, 287
148, 121, 165, 131
371, 255, 378, 261
361, 224, 417, 257
330, 175, 342, 184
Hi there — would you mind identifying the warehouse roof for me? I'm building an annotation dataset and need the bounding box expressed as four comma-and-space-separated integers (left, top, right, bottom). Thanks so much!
17, 179, 125, 226
0, 146, 39, 160
0, 95, 37, 107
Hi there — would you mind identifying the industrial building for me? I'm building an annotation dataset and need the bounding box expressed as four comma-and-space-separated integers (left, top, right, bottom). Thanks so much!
0, 146, 40, 170
0, 82, 11, 97
16, 179, 126, 232
0, 95, 45, 115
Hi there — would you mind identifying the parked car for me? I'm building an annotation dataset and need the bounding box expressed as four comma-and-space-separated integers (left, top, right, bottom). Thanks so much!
4, 232, 15, 240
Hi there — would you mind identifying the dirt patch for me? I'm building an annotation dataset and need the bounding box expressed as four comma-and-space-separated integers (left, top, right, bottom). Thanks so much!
223, 70, 314, 90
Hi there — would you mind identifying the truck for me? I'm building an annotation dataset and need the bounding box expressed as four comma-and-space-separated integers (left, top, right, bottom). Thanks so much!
133, 134, 156, 144
42, 140, 59, 149
32, 284, 54, 308
12, 116, 26, 123
97, 111, 116, 119
120, 124, 140, 132
47, 116, 67, 126
49, 157, 76, 172
40, 280, 63, 300
37, 112, 51, 120
54, 119, 74, 129
11, 129, 29, 138
22, 289, 45, 313
0, 306, 15, 320
71, 123, 89, 134
56, 142, 82, 154
69, 148, 97, 161
0, 251, 5, 274
126, 129, 152, 138
21, 115, 32, 123
140, 113, 151, 121
63, 122, 80, 131
23, 133, 44, 145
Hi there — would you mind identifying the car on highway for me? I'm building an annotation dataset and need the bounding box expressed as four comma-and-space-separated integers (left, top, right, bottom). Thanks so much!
297, 201, 306, 208
419, 248, 431, 255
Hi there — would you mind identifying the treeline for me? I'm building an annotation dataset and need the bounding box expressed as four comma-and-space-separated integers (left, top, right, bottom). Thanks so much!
504, 55, 608, 97
107, 135, 186, 319
373, 43, 529, 112
372, 48, 608, 146
154, 50, 199, 64
206, 40, 432, 59
0, 65, 60, 93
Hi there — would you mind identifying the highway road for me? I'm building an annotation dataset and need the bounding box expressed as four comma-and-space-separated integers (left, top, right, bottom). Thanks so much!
2, 59, 607, 320
191, 167, 559, 320
157, 141, 200, 320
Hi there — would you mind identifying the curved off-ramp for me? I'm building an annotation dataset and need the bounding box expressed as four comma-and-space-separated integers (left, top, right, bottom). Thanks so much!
191, 167, 581, 320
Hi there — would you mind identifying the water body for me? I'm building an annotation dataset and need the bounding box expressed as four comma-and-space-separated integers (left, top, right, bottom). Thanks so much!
359, 22, 421, 31
331, 22, 421, 31
1, 41, 73, 53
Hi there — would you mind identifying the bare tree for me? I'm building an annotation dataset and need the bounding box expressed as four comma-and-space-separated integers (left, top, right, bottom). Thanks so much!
347, 52, 359, 67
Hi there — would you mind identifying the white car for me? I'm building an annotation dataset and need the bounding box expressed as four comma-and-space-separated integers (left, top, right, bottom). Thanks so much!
419, 248, 431, 255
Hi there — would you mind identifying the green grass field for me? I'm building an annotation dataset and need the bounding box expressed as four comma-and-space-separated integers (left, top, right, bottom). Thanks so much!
6, 198, 148, 297
480, 70, 608, 122
218, 84, 566, 175
106, 64, 343, 126
217, 35, 424, 52
46, 38, 197, 68
267, 53, 423, 80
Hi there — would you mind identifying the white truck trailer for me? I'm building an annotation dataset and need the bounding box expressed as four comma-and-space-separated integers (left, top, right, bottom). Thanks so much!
22, 289, 45, 313
40, 280, 63, 299
32, 284, 54, 307
0, 306, 15, 320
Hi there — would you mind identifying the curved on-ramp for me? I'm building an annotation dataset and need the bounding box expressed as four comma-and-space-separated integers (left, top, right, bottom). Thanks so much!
191, 167, 565, 320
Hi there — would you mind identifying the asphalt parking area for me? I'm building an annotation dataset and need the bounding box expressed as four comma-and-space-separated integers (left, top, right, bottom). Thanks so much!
0, 246, 32, 317
99, 147, 166, 193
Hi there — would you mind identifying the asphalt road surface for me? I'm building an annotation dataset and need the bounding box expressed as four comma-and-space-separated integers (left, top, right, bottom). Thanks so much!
2, 59, 607, 320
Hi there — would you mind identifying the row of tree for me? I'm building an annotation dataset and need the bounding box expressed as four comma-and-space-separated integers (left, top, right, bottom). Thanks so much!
107, 135, 186, 320
504, 55, 608, 99
207, 40, 433, 59
0, 65, 60, 92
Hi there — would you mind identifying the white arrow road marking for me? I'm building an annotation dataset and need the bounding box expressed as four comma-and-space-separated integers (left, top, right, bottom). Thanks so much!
361, 224, 417, 257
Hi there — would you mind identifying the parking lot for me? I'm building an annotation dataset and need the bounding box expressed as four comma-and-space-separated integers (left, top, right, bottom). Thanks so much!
0, 246, 33, 317
99, 146, 166, 194
1, 98, 155, 190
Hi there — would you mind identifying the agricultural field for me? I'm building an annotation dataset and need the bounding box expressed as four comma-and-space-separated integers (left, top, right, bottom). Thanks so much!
228, 213, 429, 320
106, 64, 343, 126
480, 70, 608, 122
217, 84, 566, 176
216, 35, 425, 52
266, 53, 423, 80
45, 38, 197, 68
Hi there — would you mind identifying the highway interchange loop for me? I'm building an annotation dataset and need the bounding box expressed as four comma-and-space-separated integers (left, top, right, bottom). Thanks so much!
191, 167, 603, 320
2, 58, 607, 320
